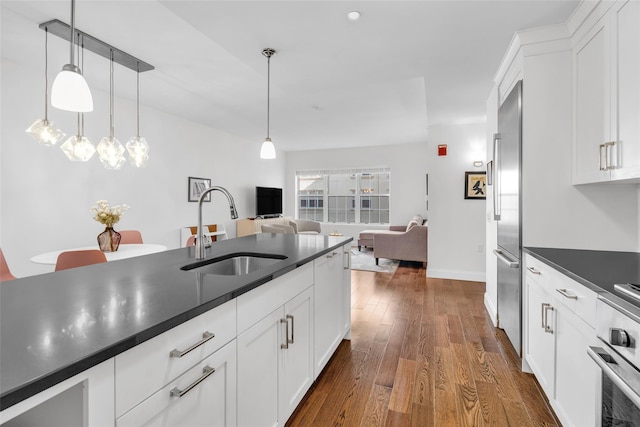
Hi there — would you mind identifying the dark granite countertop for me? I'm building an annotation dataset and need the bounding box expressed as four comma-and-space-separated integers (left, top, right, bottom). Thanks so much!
523, 247, 640, 311
0, 233, 352, 411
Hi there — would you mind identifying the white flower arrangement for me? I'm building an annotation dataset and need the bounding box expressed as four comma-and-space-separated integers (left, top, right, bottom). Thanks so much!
90, 200, 129, 227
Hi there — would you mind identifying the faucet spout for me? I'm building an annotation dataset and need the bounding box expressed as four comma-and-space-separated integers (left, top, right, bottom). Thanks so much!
196, 186, 239, 259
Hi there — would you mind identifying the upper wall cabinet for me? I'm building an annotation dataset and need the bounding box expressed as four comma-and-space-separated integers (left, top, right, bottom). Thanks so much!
573, 0, 640, 184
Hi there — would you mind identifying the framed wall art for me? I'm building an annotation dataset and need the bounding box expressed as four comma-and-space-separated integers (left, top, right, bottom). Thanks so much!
188, 177, 211, 202
464, 171, 486, 200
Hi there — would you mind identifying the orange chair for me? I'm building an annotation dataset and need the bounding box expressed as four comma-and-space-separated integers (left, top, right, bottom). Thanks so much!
55, 250, 107, 272
1, 248, 17, 281
119, 230, 143, 244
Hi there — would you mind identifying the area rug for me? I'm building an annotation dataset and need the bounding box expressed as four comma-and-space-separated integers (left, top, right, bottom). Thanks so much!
349, 248, 399, 273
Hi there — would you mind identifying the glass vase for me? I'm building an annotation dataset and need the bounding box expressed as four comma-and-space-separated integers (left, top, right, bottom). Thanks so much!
97, 226, 121, 252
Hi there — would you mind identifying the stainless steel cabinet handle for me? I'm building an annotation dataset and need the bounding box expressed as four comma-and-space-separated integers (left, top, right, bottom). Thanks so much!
169, 331, 215, 358
541, 303, 548, 328
599, 143, 606, 171
344, 251, 350, 269
605, 141, 615, 170
281, 318, 289, 349
543, 304, 554, 334
493, 133, 501, 221
287, 314, 294, 344
170, 366, 215, 398
556, 288, 578, 300
326, 253, 333, 259
493, 250, 519, 268
527, 266, 541, 275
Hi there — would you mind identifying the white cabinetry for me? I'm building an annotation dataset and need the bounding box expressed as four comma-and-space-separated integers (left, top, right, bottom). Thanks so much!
523, 254, 599, 427
116, 340, 237, 427
573, 0, 640, 184
314, 248, 343, 377
342, 245, 352, 338
236, 263, 314, 427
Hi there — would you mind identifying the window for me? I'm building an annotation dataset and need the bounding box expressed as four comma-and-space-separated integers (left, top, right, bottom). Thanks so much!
295, 168, 390, 224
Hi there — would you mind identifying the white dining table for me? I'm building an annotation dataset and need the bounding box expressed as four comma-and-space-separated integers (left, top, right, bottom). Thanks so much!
30, 244, 168, 265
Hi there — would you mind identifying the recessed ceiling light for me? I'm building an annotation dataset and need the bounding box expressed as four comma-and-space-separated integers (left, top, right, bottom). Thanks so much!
347, 11, 361, 21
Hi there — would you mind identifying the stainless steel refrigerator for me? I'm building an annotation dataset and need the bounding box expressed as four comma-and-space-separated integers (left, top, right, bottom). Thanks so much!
493, 80, 522, 356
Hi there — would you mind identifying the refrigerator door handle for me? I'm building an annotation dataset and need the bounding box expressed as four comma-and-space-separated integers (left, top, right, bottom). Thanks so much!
493, 133, 501, 220
493, 249, 519, 268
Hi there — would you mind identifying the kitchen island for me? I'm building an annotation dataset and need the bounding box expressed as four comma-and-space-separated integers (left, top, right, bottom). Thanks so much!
1, 233, 352, 426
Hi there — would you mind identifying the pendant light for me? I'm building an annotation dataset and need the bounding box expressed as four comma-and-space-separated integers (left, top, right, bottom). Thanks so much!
26, 27, 66, 146
260, 48, 277, 159
97, 49, 126, 170
50, 0, 93, 112
126, 63, 150, 167
60, 36, 95, 161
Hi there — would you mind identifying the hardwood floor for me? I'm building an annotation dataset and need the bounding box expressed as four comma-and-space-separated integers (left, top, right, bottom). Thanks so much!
286, 262, 561, 427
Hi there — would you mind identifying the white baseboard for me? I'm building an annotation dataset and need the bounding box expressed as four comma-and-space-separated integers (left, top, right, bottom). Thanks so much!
484, 293, 498, 327
426, 268, 486, 282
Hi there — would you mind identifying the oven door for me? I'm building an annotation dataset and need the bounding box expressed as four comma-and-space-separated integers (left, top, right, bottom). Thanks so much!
588, 346, 640, 426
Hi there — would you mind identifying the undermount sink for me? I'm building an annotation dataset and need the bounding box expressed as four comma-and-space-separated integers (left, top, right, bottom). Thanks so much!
181, 253, 287, 276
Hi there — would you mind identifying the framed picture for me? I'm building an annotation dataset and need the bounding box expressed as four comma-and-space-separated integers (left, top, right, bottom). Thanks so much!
487, 161, 493, 185
188, 177, 211, 202
464, 171, 487, 200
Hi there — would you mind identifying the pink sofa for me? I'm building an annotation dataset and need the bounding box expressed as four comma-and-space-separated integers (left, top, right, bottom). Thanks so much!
358, 215, 428, 265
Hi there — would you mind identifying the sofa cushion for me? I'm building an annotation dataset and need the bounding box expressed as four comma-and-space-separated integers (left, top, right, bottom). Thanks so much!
359, 229, 404, 240
406, 214, 424, 231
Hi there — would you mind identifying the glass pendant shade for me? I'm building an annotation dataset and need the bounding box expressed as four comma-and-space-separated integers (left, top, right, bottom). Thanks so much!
60, 134, 96, 161
260, 137, 276, 159
51, 65, 93, 112
26, 119, 65, 146
97, 136, 126, 170
126, 136, 149, 167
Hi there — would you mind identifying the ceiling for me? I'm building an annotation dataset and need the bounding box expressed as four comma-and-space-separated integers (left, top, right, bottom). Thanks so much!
1, 1, 579, 152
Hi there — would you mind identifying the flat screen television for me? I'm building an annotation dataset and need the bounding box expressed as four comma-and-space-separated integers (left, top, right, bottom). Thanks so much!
256, 186, 283, 218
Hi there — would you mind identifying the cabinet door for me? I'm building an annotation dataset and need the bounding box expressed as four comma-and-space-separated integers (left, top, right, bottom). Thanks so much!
342, 244, 352, 338
314, 251, 343, 377
280, 287, 314, 421
611, 0, 640, 180
116, 340, 237, 427
237, 308, 282, 427
573, 14, 612, 184
554, 305, 599, 427
524, 278, 556, 396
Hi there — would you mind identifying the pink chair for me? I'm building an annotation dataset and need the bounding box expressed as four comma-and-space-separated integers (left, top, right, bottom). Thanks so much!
55, 250, 107, 272
186, 235, 196, 247
1, 248, 17, 281
119, 230, 143, 244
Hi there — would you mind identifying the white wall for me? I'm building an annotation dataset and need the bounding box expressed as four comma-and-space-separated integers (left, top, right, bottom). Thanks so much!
426, 123, 487, 282
285, 143, 428, 246
484, 87, 499, 325
1, 59, 285, 278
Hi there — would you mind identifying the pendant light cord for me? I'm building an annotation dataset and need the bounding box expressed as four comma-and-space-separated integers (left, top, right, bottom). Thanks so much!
266, 54, 270, 139
80, 35, 85, 135
69, 0, 76, 67
44, 27, 48, 121
136, 63, 140, 137
110, 49, 114, 138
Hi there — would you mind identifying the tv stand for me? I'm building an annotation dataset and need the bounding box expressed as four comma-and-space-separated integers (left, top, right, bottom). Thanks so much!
257, 214, 281, 219
237, 217, 291, 237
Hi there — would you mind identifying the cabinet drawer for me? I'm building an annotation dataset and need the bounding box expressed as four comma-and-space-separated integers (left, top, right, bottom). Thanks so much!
117, 340, 237, 427
115, 301, 236, 417
524, 254, 597, 327
237, 262, 313, 333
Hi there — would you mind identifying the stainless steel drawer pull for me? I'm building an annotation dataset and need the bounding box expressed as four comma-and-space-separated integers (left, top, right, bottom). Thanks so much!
344, 251, 350, 270
556, 288, 578, 300
169, 331, 215, 358
170, 366, 215, 398
527, 266, 541, 275
541, 303, 549, 329
281, 318, 290, 349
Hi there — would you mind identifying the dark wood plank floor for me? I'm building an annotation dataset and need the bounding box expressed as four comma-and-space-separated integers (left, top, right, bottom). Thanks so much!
286, 262, 561, 427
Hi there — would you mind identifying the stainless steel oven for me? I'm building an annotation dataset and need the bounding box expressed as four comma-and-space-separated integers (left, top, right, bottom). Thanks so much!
590, 295, 640, 426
